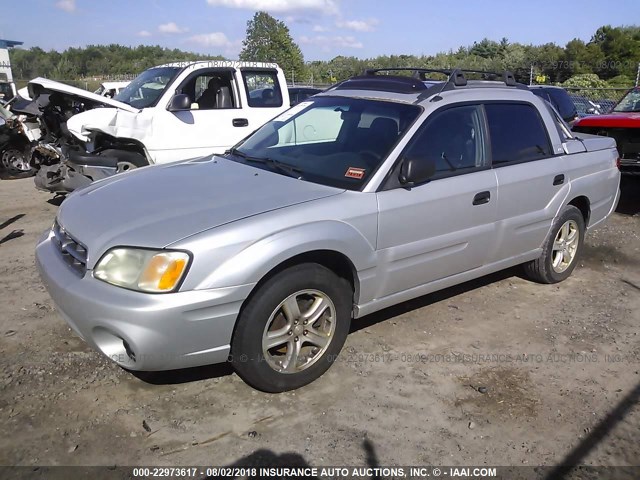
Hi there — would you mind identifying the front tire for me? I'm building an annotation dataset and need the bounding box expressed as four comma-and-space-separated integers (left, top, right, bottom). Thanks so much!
523, 205, 585, 284
98, 149, 148, 174
231, 263, 352, 392
1, 147, 35, 178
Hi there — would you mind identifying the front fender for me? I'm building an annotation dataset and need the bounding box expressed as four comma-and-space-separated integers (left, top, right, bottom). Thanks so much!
193, 220, 378, 298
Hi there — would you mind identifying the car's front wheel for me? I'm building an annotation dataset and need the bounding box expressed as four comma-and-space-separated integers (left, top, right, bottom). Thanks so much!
231, 263, 352, 392
1, 147, 35, 178
97, 149, 148, 174
523, 205, 585, 284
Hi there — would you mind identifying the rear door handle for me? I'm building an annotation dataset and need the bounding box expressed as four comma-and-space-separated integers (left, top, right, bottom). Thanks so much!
472, 191, 491, 205
232, 118, 248, 127
553, 174, 565, 186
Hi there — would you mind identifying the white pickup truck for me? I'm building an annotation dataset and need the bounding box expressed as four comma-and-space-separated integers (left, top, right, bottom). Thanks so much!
28, 61, 290, 193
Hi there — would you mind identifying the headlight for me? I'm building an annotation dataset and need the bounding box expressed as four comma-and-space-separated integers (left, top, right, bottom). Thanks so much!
94, 247, 191, 293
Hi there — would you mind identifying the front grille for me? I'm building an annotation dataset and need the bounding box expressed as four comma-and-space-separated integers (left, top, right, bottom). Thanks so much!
52, 220, 88, 276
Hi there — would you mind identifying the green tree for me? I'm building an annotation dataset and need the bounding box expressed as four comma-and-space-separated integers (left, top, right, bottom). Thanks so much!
526, 43, 566, 82
591, 25, 640, 78
607, 74, 634, 87
7, 23, 640, 90
469, 38, 502, 59
239, 11, 305, 83
562, 73, 608, 96
563, 39, 604, 79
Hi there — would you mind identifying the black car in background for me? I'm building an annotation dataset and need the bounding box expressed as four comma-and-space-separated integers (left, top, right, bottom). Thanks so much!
288, 87, 323, 106
529, 86, 578, 126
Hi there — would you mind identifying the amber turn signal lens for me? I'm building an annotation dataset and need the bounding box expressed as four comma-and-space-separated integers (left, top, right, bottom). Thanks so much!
158, 258, 187, 291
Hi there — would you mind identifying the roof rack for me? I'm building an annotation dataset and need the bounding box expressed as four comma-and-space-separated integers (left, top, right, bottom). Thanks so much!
364, 67, 520, 86
331, 67, 527, 96
333, 74, 429, 94
363, 67, 452, 81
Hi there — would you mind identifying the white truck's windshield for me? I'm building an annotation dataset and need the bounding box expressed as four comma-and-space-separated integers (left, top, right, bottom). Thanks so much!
114, 67, 181, 109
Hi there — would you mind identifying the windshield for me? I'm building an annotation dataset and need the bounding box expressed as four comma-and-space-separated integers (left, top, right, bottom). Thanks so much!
613, 88, 640, 112
0, 102, 13, 120
531, 88, 577, 121
114, 66, 181, 109
228, 96, 421, 190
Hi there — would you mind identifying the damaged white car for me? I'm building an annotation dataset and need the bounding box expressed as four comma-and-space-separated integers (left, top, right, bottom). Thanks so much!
30, 61, 290, 193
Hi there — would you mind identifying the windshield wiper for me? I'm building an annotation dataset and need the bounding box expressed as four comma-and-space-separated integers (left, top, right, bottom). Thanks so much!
227, 148, 303, 179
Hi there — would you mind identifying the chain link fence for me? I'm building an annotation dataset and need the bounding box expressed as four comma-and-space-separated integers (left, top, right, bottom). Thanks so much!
562, 87, 631, 114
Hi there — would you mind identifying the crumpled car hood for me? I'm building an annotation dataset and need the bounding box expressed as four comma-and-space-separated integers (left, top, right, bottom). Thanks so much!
28, 77, 138, 113
57, 156, 343, 268
66, 107, 151, 143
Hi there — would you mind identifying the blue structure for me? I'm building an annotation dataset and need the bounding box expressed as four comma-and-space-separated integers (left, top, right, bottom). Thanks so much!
0, 39, 23, 83
0, 39, 23, 49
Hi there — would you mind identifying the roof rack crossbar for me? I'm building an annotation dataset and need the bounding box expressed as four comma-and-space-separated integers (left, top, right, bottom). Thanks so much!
334, 73, 430, 93
331, 67, 526, 96
364, 67, 520, 88
364, 67, 453, 79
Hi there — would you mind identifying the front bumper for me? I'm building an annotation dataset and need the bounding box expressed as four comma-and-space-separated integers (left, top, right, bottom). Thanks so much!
35, 230, 255, 371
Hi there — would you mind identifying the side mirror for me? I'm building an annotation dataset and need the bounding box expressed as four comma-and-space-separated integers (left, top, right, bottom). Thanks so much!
167, 94, 192, 112
399, 157, 436, 186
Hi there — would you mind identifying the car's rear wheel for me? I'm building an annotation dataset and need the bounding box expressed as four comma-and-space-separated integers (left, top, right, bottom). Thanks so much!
523, 205, 585, 284
231, 263, 352, 392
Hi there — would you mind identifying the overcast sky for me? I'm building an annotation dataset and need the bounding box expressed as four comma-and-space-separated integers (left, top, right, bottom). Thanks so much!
0, 0, 637, 61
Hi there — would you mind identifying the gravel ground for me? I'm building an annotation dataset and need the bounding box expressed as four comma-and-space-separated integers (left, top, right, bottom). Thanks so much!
0, 175, 638, 472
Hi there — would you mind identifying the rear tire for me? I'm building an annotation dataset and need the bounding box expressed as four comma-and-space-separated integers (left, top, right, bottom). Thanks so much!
231, 263, 352, 392
523, 205, 585, 284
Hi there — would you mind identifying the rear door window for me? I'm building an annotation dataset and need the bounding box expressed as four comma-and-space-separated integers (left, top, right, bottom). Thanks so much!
485, 103, 552, 165
242, 70, 283, 108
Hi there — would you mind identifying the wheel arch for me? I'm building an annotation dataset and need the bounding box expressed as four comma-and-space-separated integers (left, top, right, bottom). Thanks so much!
567, 195, 591, 227
248, 249, 359, 305
93, 132, 151, 165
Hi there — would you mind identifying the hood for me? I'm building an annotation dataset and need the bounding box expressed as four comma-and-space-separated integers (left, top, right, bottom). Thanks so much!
66, 107, 150, 143
28, 77, 139, 114
57, 157, 343, 268
573, 112, 640, 129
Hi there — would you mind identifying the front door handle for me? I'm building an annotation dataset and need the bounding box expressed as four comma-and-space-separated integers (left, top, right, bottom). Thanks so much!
232, 118, 249, 127
553, 174, 565, 186
472, 191, 491, 205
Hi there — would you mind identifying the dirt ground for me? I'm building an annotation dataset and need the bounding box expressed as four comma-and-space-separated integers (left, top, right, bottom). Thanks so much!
0, 175, 639, 472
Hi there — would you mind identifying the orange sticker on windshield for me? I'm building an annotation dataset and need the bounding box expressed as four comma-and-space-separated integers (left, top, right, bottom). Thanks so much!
345, 167, 365, 179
